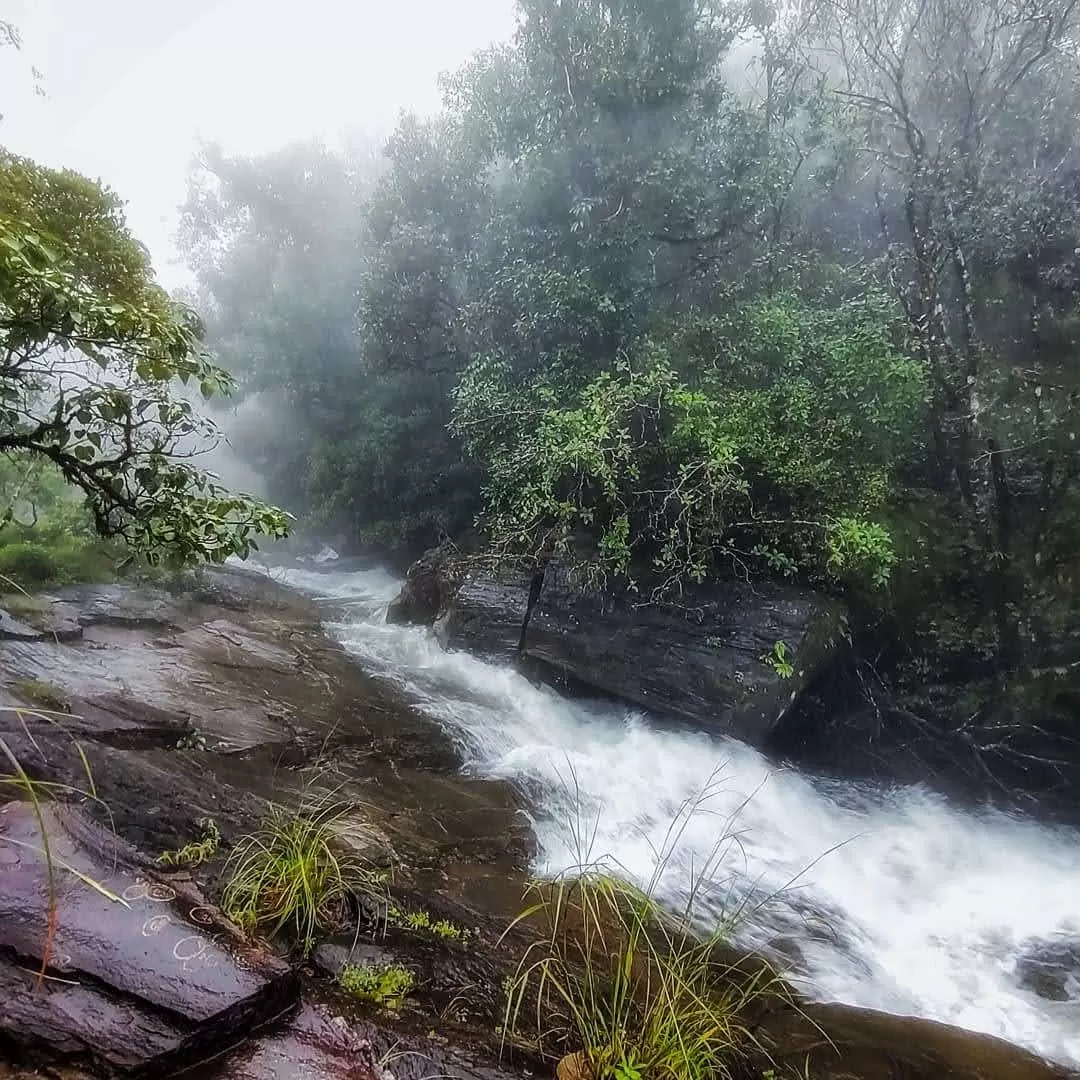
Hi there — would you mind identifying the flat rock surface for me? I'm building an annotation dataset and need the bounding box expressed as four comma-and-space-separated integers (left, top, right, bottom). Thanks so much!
216, 1004, 523, 1080
0, 800, 296, 1074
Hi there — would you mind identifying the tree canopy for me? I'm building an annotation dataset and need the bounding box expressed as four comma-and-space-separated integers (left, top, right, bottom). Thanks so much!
0, 152, 289, 564
182, 0, 1080, 664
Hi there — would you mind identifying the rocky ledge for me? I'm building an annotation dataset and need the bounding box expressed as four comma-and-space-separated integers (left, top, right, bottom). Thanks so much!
389, 550, 845, 747
0, 568, 1076, 1080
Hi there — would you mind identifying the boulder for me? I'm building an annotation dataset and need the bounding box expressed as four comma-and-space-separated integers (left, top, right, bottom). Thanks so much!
0, 609, 45, 641
425, 558, 846, 746
386, 544, 464, 627
0, 801, 297, 1075
524, 567, 844, 743
1015, 938, 1080, 1003
435, 575, 533, 660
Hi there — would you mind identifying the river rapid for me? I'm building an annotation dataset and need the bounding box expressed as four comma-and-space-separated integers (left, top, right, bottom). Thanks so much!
275, 563, 1080, 1067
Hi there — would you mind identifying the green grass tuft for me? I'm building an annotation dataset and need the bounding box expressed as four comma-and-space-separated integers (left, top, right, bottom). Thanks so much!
222, 800, 386, 957
158, 818, 220, 869
11, 679, 70, 713
339, 962, 415, 1009
387, 903, 471, 943
502, 777, 782, 1080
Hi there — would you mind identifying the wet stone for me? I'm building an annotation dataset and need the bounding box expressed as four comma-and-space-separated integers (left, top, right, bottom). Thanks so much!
0, 609, 44, 641
1016, 939, 1080, 1003
0, 801, 298, 1075
214, 1005, 382, 1080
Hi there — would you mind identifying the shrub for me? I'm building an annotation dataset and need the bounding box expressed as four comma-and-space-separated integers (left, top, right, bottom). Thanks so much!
0, 542, 61, 587
222, 801, 386, 956
339, 962, 415, 1009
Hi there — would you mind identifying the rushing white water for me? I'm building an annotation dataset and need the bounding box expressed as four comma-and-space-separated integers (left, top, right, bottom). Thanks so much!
276, 563, 1080, 1066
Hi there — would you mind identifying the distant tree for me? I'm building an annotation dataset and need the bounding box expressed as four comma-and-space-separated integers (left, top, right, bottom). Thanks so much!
0, 151, 289, 564
820, 0, 1080, 663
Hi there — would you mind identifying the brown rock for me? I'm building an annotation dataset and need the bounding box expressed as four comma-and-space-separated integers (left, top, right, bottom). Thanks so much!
0, 800, 298, 1075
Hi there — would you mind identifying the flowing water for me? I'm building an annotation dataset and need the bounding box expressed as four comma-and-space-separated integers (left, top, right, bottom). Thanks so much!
276, 564, 1080, 1066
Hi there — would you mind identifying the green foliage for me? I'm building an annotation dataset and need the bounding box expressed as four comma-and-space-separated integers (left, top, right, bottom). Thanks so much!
339, 962, 415, 1010
178, 0, 1080, 714
222, 802, 386, 957
0, 151, 289, 567
11, 679, 69, 713
0, 542, 59, 586
456, 293, 923, 592
386, 903, 470, 943
759, 642, 794, 680
158, 818, 221, 869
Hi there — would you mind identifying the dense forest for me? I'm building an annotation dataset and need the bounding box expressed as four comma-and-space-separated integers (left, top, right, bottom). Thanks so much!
181, 0, 1080, 796
1, 9, 1080, 1074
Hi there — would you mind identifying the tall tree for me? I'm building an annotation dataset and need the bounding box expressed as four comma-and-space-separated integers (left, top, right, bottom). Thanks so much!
821, 0, 1080, 665
0, 152, 288, 563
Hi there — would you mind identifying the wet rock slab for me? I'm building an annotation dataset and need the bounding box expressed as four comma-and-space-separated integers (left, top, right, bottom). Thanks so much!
0, 800, 297, 1075
215, 1005, 382, 1080
216, 1003, 520, 1080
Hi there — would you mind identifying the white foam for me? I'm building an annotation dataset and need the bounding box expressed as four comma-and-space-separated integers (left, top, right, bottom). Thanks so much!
276, 564, 1080, 1066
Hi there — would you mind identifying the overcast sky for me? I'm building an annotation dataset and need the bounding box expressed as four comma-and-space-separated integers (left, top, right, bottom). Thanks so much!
0, 0, 515, 286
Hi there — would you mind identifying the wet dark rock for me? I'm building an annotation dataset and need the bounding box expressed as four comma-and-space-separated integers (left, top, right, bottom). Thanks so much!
0, 600, 85, 643
774, 1002, 1080, 1080
0, 800, 298, 1076
0, 609, 46, 640
386, 544, 464, 627
0, 600, 82, 642
521, 566, 846, 744
1016, 939, 1080, 1002
435, 575, 532, 661
214, 1005, 381, 1080
0, 567, 532, 872
412, 552, 846, 745
59, 583, 184, 630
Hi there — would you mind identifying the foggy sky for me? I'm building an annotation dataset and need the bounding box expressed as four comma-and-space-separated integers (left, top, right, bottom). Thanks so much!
0, 0, 515, 286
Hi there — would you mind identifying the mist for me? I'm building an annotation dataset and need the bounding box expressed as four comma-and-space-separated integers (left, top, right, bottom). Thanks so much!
5, 0, 1080, 1066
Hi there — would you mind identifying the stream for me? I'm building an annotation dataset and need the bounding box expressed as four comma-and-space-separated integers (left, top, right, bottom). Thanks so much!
275, 563, 1080, 1067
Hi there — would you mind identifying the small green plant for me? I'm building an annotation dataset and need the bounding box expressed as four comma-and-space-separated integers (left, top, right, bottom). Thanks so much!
0, 542, 60, 586
222, 800, 386, 956
11, 679, 70, 713
158, 818, 220, 869
502, 779, 780, 1080
176, 730, 209, 751
759, 641, 794, 679
387, 903, 470, 943
339, 962, 415, 1009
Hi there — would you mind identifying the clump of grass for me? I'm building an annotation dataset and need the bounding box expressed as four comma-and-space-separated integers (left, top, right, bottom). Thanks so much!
502, 778, 780, 1080
158, 818, 220, 869
387, 903, 471, 943
1, 592, 45, 618
11, 679, 70, 713
222, 800, 386, 956
339, 962, 415, 1009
